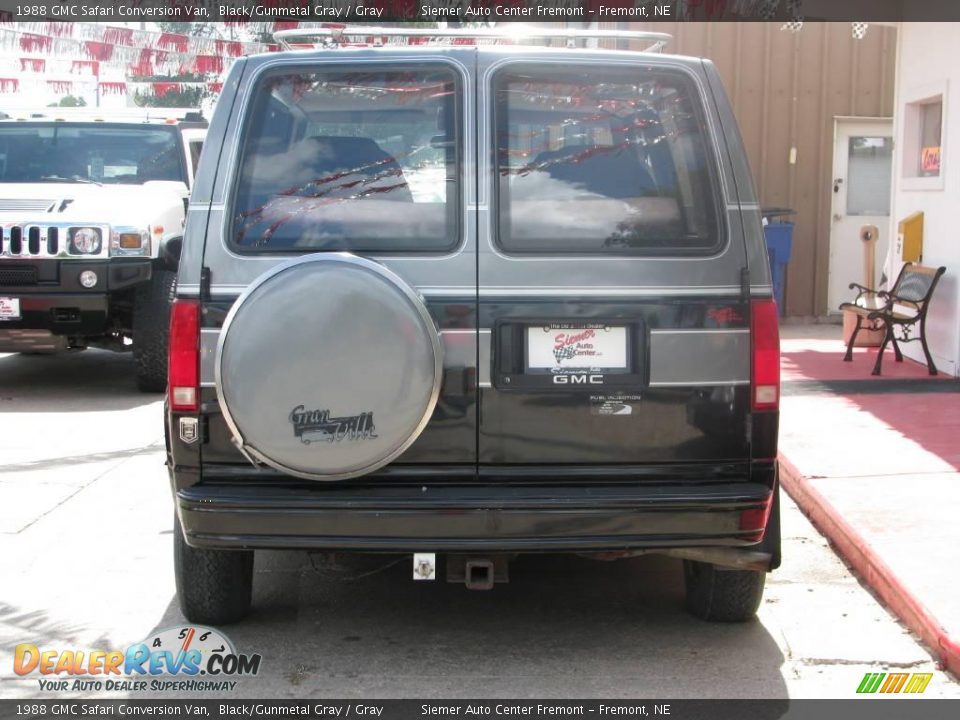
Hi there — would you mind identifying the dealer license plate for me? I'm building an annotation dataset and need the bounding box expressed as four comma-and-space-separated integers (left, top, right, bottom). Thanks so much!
526, 323, 628, 373
0, 297, 21, 320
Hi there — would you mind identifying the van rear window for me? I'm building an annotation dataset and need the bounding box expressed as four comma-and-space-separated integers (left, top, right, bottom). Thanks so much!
494, 66, 722, 254
231, 66, 459, 253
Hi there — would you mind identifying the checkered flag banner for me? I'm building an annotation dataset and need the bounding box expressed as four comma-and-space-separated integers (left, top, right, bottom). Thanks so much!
553, 345, 578, 363
852, 22, 870, 40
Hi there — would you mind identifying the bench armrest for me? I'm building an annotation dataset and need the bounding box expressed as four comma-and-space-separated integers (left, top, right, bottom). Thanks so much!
845, 286, 892, 310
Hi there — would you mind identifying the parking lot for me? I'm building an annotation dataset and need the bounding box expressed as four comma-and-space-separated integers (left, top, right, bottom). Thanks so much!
1, 349, 957, 699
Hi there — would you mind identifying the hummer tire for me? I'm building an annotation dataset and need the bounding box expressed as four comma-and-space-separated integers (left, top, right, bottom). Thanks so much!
133, 269, 176, 392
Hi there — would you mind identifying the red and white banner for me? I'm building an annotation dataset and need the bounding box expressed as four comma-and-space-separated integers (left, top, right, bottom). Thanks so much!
19, 57, 44, 73
99, 81, 127, 96
0, 21, 307, 98
47, 79, 73, 95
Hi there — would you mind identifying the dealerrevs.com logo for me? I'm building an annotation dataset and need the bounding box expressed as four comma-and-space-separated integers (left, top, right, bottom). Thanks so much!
14, 625, 262, 693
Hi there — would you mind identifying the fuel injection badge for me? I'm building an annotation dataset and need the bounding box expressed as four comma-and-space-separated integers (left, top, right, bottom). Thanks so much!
289, 405, 378, 444
590, 394, 644, 416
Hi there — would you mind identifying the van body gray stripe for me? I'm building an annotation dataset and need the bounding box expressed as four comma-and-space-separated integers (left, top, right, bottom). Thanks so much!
648, 329, 750, 387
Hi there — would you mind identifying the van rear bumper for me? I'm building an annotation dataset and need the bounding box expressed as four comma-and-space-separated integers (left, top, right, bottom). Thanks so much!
176, 481, 773, 552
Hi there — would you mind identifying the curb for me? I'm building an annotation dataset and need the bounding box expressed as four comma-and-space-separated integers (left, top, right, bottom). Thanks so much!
778, 453, 960, 678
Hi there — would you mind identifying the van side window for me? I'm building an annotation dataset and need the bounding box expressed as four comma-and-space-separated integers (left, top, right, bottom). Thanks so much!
494, 66, 722, 254
230, 66, 459, 253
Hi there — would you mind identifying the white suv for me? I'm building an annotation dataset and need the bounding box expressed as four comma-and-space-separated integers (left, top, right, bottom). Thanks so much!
0, 109, 206, 391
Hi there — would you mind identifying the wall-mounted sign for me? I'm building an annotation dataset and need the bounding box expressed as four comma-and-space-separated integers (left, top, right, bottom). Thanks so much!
921, 145, 941, 173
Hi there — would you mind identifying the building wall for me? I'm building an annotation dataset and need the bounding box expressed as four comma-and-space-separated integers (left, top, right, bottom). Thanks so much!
605, 22, 896, 317
888, 23, 959, 376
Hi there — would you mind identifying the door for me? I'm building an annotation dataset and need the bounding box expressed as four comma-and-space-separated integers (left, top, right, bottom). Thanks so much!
194, 53, 479, 475
829, 118, 893, 312
476, 55, 752, 469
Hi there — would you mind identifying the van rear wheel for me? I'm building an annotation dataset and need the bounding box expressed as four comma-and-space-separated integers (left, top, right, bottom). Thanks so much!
174, 516, 253, 625
683, 560, 765, 622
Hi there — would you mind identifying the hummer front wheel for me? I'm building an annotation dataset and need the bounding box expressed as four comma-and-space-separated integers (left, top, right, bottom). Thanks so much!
133, 268, 176, 392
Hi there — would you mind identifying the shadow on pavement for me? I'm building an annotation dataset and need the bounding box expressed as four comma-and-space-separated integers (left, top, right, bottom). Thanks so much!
143, 552, 790, 699
0, 349, 159, 413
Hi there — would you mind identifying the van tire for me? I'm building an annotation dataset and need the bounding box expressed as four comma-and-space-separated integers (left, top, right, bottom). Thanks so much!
683, 560, 765, 622
133, 269, 176, 393
174, 515, 253, 625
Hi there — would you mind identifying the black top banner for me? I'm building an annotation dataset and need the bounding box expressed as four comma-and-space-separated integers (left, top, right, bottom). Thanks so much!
2, 0, 960, 23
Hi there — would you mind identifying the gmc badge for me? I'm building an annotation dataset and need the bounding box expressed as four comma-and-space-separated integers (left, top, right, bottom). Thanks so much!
552, 374, 604, 385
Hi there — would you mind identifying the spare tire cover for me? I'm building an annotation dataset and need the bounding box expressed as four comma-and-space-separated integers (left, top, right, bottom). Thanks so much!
216, 253, 442, 481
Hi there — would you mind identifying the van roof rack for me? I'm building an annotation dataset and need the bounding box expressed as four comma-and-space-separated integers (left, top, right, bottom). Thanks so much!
273, 26, 672, 53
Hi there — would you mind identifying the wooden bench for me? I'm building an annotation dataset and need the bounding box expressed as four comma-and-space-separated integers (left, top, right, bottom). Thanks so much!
840, 262, 946, 376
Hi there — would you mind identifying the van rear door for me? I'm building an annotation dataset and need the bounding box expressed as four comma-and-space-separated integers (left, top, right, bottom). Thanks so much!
183, 52, 480, 477
476, 53, 753, 472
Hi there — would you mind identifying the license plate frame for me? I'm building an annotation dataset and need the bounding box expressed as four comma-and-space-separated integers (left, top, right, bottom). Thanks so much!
525, 323, 630, 375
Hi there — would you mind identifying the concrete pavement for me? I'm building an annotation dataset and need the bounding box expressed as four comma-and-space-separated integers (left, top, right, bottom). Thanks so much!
779, 323, 960, 678
0, 348, 958, 698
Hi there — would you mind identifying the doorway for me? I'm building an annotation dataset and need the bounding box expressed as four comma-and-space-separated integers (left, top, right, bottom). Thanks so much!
828, 117, 894, 313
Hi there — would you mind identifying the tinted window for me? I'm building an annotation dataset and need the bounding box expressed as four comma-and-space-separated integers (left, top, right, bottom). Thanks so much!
232, 66, 458, 253
189, 140, 203, 175
495, 66, 721, 254
0, 124, 184, 184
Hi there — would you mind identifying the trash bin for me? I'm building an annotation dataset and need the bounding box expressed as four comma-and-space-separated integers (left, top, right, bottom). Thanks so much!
761, 208, 795, 314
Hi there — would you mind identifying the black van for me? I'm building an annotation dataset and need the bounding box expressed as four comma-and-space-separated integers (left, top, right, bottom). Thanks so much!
165, 28, 781, 625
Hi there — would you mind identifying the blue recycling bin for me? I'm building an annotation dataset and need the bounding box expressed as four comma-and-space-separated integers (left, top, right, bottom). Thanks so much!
762, 208, 795, 313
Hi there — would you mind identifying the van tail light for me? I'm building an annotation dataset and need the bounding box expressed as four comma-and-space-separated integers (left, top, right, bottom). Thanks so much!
751, 298, 780, 411
168, 299, 200, 412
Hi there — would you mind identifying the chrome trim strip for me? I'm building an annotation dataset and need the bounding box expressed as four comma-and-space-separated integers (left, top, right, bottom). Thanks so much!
479, 286, 743, 297
199, 327, 218, 388
478, 329, 492, 388
649, 328, 750, 335
0, 223, 110, 260
183, 285, 774, 299
648, 380, 750, 387
184, 284, 479, 299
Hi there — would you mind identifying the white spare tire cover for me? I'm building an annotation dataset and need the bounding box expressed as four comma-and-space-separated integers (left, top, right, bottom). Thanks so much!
216, 253, 442, 481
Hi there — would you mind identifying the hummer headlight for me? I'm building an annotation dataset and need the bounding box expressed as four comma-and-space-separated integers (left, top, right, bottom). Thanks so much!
70, 227, 101, 255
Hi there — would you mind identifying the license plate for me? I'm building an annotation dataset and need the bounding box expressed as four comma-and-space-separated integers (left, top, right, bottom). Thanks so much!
526, 323, 628, 373
0, 297, 21, 320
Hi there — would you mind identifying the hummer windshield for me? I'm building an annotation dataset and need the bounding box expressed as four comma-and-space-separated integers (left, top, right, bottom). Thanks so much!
0, 123, 186, 185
